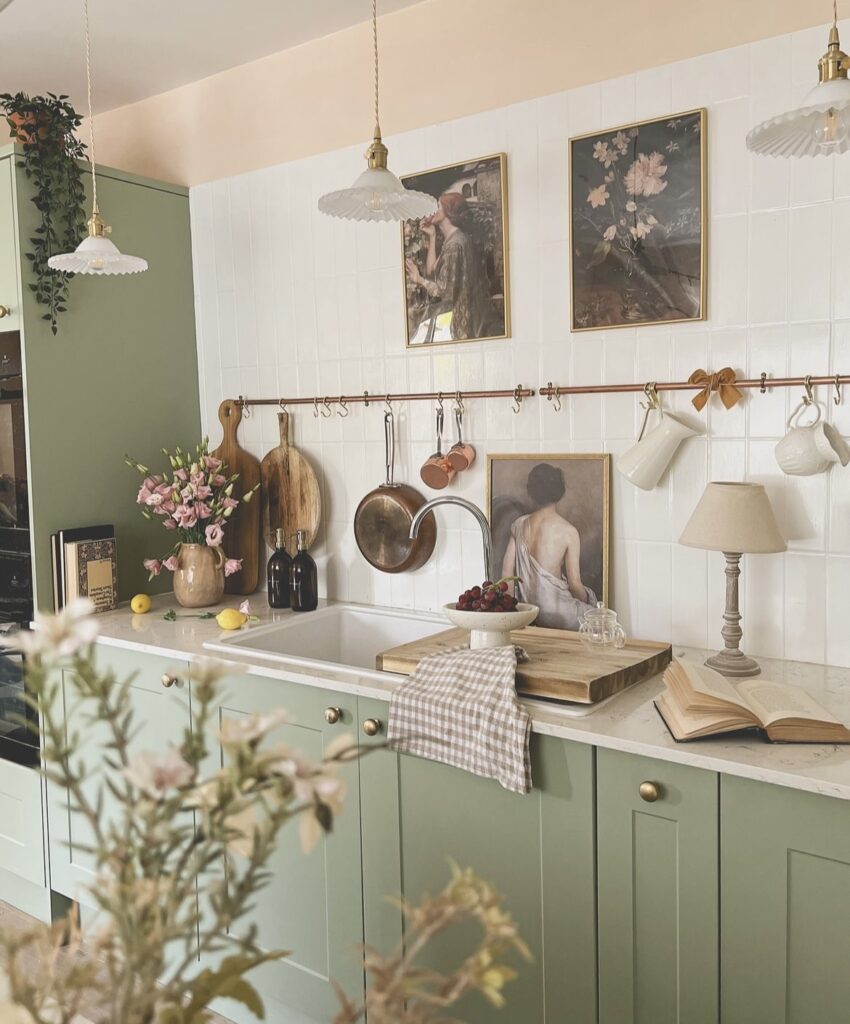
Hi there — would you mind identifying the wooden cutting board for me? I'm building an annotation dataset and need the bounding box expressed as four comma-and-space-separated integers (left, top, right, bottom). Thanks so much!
377, 625, 672, 704
260, 411, 321, 556
212, 399, 261, 595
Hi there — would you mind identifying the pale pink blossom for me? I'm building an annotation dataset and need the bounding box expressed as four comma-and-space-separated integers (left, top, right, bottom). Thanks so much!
124, 748, 194, 800
7, 598, 99, 661
212, 474, 227, 487
224, 558, 242, 577
239, 600, 252, 614
587, 184, 610, 209
144, 558, 162, 577
624, 151, 668, 197
612, 130, 630, 153
195, 501, 212, 520
204, 455, 223, 472
174, 467, 188, 482
205, 523, 224, 547
163, 518, 177, 531
163, 555, 179, 572
218, 708, 291, 746
222, 496, 239, 510
145, 493, 164, 508
625, 200, 637, 212
592, 140, 619, 168
173, 505, 197, 529
603, 225, 617, 241
630, 221, 653, 240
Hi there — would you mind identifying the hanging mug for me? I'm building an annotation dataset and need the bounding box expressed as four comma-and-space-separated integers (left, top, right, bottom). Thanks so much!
447, 404, 476, 472
617, 389, 699, 491
420, 405, 456, 489
775, 400, 850, 476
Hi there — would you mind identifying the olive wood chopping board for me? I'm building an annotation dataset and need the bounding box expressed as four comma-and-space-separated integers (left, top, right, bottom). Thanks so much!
260, 411, 321, 556
212, 399, 261, 595
376, 625, 673, 704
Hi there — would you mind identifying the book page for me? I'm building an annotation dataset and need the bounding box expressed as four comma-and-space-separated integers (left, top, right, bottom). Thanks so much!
676, 659, 753, 711
738, 680, 841, 728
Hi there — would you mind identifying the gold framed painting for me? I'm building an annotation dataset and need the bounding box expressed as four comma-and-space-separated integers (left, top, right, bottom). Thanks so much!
400, 153, 510, 348
487, 453, 611, 632
569, 108, 707, 331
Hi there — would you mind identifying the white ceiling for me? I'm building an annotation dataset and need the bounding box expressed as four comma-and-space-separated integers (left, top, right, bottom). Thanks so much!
0, 0, 425, 113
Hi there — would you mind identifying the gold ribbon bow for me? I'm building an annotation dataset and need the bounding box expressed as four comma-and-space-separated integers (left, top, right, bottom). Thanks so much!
688, 367, 743, 412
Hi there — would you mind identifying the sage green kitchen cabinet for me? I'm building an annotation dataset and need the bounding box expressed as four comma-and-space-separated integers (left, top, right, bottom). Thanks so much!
47, 642, 191, 904
0, 157, 20, 331
721, 776, 850, 1024
0, 759, 49, 919
358, 696, 597, 1024
596, 748, 719, 1024
199, 673, 365, 1024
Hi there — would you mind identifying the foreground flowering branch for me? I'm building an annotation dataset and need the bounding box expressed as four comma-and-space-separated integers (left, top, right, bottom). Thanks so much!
0, 602, 526, 1023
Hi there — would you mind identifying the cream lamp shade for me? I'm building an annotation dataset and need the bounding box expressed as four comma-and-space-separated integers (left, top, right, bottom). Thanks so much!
679, 482, 786, 554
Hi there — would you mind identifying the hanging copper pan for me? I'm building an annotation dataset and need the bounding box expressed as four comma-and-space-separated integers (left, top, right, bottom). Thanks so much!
354, 410, 436, 573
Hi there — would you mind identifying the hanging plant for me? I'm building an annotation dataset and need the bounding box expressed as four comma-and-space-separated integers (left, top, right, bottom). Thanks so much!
0, 92, 87, 335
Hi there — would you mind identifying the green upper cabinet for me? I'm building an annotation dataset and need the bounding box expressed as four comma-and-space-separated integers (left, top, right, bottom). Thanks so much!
721, 776, 850, 1024
596, 748, 719, 1024
0, 157, 21, 331
358, 696, 597, 1024
0, 145, 201, 606
199, 673, 365, 1024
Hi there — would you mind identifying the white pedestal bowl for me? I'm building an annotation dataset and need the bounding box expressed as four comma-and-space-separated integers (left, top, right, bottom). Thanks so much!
442, 602, 539, 650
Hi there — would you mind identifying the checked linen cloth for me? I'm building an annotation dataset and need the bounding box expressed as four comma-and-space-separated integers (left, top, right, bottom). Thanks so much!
387, 645, 532, 794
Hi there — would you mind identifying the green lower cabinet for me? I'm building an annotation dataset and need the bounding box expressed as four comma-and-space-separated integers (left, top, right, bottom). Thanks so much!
596, 748, 719, 1024
358, 696, 597, 1024
47, 643, 191, 904
721, 776, 850, 1024
199, 674, 364, 1024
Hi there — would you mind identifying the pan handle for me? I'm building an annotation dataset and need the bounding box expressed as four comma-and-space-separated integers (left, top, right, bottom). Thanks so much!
454, 405, 464, 446
384, 410, 395, 487
435, 406, 445, 457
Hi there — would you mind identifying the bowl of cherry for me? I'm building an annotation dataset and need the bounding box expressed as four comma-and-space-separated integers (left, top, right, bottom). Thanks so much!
444, 577, 538, 650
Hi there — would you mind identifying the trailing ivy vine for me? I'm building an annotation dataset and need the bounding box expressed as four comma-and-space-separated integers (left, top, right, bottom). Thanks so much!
0, 93, 87, 335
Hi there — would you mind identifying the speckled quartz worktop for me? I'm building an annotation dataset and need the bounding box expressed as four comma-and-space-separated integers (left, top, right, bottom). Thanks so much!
92, 594, 850, 801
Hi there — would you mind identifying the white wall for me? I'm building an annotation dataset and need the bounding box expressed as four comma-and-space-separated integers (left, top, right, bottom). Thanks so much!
190, 19, 850, 668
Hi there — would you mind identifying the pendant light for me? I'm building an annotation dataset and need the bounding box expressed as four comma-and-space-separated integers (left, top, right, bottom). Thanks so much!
318, 0, 437, 222
747, 0, 850, 157
48, 0, 147, 275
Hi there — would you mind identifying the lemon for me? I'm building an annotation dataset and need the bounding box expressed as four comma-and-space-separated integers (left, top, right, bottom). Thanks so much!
216, 608, 247, 631
130, 593, 151, 615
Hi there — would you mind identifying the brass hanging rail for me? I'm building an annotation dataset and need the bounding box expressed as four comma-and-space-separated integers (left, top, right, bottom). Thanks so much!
237, 385, 535, 410
539, 373, 849, 398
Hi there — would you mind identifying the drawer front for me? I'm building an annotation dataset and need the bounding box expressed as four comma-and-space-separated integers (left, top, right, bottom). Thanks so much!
597, 748, 719, 1024
93, 642, 188, 694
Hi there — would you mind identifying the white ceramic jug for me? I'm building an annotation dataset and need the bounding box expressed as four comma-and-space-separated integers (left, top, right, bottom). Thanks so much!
617, 409, 699, 490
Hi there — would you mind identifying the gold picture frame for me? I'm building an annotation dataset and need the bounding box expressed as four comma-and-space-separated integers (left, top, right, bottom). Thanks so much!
569, 108, 708, 332
400, 153, 510, 348
487, 453, 611, 631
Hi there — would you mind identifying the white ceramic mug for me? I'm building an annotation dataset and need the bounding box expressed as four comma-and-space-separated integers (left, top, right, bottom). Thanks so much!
617, 409, 699, 490
774, 401, 850, 476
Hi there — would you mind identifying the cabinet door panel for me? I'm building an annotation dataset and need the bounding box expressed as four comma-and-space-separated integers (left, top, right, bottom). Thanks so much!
0, 158, 20, 331
47, 644, 190, 902
201, 675, 363, 1024
721, 776, 850, 1024
359, 697, 597, 1024
597, 748, 719, 1024
0, 758, 44, 886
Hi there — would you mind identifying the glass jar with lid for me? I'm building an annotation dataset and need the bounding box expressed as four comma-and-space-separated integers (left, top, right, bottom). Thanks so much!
578, 601, 626, 649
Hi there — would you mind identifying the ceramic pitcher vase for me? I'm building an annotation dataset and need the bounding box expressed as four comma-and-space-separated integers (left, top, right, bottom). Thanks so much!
173, 543, 225, 608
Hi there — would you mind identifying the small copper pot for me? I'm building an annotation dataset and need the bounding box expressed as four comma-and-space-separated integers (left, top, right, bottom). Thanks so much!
446, 405, 476, 472
420, 405, 456, 490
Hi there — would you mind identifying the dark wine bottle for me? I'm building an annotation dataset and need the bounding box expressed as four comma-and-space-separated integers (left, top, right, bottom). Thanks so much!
290, 529, 318, 612
267, 528, 292, 609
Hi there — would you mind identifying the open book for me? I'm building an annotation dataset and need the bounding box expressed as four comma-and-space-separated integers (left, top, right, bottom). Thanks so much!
656, 658, 850, 744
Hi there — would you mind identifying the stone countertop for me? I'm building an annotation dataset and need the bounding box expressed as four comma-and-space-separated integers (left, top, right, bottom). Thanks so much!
91, 593, 850, 801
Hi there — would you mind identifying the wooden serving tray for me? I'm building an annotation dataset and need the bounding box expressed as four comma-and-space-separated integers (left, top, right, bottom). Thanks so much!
376, 625, 672, 704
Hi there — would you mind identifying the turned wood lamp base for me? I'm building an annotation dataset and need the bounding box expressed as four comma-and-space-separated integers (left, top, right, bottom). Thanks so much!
705, 551, 761, 678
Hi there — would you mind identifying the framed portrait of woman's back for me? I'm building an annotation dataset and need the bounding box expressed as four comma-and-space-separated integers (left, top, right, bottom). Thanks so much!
401, 153, 510, 347
487, 453, 610, 632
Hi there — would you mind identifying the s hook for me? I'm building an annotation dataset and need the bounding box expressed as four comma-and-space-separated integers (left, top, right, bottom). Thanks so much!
759, 372, 767, 395
337, 396, 349, 417
803, 375, 814, 406
512, 385, 523, 414
321, 397, 332, 418
834, 375, 842, 406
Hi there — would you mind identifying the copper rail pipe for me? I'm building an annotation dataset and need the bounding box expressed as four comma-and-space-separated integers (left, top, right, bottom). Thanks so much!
539, 374, 850, 397
237, 386, 535, 407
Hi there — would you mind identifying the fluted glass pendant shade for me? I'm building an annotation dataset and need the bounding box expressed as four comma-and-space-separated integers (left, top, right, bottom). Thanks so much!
747, 12, 850, 157
47, 0, 148, 275
318, 0, 437, 223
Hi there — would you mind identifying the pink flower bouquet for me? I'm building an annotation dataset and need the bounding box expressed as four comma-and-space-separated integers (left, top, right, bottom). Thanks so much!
126, 440, 258, 581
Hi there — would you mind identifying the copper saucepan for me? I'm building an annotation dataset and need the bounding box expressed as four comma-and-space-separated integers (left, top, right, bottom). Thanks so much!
354, 410, 437, 573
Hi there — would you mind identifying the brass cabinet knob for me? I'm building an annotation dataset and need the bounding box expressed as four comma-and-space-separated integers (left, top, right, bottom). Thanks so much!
362, 718, 382, 737
639, 781, 661, 803
0, 305, 9, 319
324, 706, 342, 725
160, 673, 179, 689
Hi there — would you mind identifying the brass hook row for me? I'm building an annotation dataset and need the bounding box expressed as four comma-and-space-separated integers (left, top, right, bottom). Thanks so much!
237, 386, 534, 415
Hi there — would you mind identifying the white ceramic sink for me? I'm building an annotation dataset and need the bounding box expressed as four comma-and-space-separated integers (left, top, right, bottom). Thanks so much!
203, 602, 447, 683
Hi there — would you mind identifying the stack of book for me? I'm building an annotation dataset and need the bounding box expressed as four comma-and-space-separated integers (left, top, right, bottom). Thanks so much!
656, 658, 850, 744
51, 525, 117, 613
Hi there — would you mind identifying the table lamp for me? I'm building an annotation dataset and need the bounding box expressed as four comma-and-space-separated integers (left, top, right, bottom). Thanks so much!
679, 482, 786, 677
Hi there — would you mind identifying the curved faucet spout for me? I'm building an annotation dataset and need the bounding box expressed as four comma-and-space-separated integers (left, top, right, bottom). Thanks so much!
409, 496, 494, 583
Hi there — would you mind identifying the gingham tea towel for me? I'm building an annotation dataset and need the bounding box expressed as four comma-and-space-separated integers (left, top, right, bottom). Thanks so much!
388, 645, 532, 794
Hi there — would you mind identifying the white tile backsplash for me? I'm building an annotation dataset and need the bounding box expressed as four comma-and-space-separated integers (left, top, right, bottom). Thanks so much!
191, 19, 850, 667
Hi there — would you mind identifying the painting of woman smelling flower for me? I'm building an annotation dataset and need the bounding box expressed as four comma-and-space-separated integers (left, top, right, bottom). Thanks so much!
570, 109, 706, 330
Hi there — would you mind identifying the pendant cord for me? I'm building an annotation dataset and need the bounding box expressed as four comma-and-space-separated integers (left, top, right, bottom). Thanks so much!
372, 0, 380, 137
84, 0, 98, 214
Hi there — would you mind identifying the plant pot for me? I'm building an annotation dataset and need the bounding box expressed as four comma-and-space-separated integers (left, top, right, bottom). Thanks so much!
173, 543, 226, 608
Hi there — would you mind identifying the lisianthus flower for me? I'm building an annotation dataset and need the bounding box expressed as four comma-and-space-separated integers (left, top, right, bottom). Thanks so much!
144, 558, 162, 577
205, 523, 224, 547
163, 555, 178, 572
173, 505, 197, 529
224, 558, 242, 577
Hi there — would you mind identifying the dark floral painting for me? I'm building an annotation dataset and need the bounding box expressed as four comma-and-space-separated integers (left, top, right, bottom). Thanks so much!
401, 154, 509, 347
570, 109, 706, 331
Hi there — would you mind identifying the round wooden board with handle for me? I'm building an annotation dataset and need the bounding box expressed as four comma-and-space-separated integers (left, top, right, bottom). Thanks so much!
261, 411, 321, 556
212, 399, 261, 595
